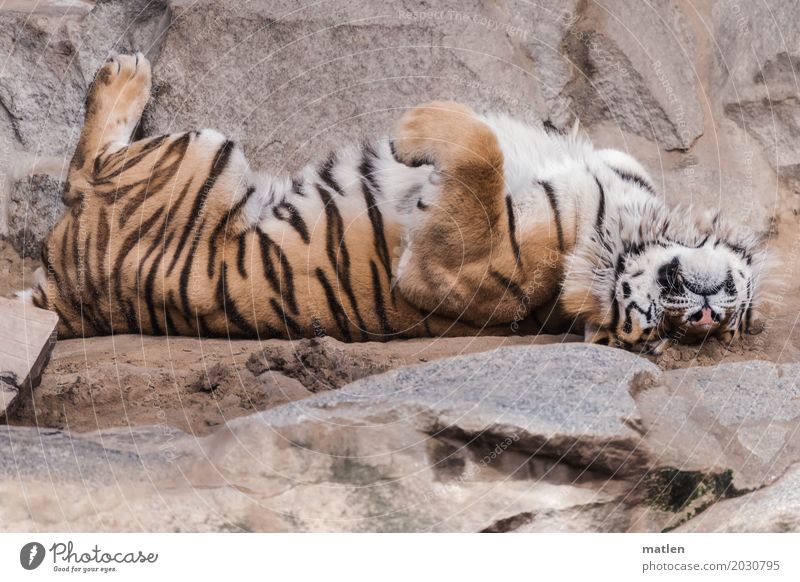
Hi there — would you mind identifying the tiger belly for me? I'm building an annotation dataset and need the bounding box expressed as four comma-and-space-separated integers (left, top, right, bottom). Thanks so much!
34, 131, 482, 340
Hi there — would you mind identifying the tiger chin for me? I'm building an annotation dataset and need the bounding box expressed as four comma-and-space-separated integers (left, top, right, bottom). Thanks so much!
26, 54, 765, 355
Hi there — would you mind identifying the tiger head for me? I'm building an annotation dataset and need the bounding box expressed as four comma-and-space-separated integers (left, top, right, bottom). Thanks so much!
564, 202, 767, 355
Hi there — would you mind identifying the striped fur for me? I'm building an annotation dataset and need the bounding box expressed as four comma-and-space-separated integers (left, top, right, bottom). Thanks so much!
28, 55, 765, 353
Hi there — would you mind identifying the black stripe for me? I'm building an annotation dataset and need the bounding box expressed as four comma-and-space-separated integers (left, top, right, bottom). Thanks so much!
389, 140, 431, 167
80, 232, 107, 334
168, 140, 235, 275
163, 304, 177, 336
623, 313, 633, 334
71, 213, 80, 290
609, 296, 621, 335
53, 305, 78, 337
315, 267, 352, 342
112, 207, 165, 333
417, 307, 433, 336
138, 210, 179, 336
207, 185, 255, 278
71, 213, 107, 333
71, 213, 106, 334
615, 253, 627, 276
318, 151, 344, 195
317, 184, 368, 337
96, 207, 110, 292
490, 269, 526, 302
179, 216, 207, 319
275, 242, 299, 316
594, 177, 605, 233
542, 119, 560, 134
255, 230, 299, 315
94, 134, 171, 181
360, 143, 393, 284
93, 134, 172, 182
236, 232, 248, 278
540, 180, 565, 252
217, 262, 257, 336
56, 225, 84, 322
610, 167, 655, 194
115, 137, 192, 227
273, 201, 310, 244
370, 260, 393, 338
270, 298, 303, 337
58, 225, 69, 293
505, 195, 521, 264
143, 243, 165, 335
256, 230, 281, 295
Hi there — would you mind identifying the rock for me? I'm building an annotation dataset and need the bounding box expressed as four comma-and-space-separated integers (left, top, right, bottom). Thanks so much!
676, 463, 800, 533
271, 344, 659, 476
0, 0, 779, 240
713, 0, 800, 195
552, 0, 703, 150
0, 297, 58, 418
0, 344, 671, 532
6, 174, 63, 258
636, 361, 800, 490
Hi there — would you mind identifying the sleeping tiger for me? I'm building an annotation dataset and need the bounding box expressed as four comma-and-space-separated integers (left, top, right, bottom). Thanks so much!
24, 53, 765, 354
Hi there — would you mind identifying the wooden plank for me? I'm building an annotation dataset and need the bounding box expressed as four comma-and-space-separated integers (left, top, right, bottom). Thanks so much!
0, 297, 58, 419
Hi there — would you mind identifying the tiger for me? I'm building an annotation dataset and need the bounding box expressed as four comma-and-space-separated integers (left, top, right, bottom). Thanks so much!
22, 53, 765, 354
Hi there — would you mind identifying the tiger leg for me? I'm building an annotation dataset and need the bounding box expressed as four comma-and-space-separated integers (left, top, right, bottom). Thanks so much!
70, 53, 152, 180
391, 101, 525, 325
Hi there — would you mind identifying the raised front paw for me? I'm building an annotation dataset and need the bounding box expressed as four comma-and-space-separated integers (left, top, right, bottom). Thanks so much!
392, 101, 479, 168
86, 52, 152, 131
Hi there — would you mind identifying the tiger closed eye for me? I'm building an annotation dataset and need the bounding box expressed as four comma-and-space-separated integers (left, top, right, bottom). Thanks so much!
724, 272, 736, 294
657, 258, 682, 291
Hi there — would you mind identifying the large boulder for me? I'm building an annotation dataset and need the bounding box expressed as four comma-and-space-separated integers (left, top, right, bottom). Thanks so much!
638, 361, 800, 490
0, 344, 670, 532
0, 0, 781, 248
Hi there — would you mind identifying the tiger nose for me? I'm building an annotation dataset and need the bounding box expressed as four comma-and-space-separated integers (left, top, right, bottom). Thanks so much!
688, 306, 720, 327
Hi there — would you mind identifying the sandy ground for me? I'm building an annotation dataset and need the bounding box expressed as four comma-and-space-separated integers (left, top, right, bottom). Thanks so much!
2, 220, 798, 436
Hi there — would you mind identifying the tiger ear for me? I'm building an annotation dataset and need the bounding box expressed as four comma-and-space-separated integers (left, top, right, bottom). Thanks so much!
584, 324, 614, 346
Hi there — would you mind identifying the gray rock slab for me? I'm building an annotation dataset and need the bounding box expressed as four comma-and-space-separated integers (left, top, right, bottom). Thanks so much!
637, 361, 800, 489
676, 463, 800, 533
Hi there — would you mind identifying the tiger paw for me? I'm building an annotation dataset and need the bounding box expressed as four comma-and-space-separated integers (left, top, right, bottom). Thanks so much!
392, 101, 480, 169
85, 52, 152, 144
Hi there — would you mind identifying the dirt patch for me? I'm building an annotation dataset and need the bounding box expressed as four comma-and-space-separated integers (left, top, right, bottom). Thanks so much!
5, 333, 571, 435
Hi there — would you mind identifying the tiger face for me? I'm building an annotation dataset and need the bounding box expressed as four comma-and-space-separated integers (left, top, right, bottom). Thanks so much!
612, 241, 759, 353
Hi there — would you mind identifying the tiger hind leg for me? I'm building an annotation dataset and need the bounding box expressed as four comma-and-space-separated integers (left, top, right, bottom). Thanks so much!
390, 101, 523, 325
72, 53, 152, 174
